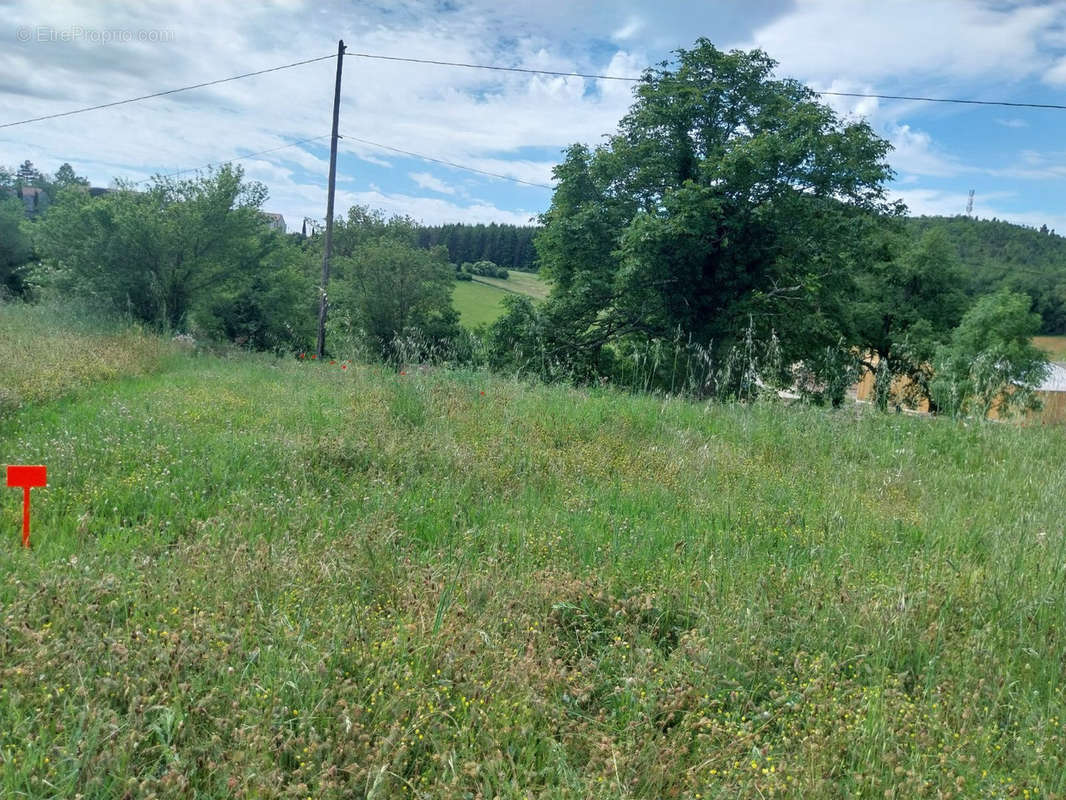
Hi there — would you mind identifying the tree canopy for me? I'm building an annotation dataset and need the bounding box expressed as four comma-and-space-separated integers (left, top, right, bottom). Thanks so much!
416, 222, 538, 271
907, 215, 1066, 334
35, 165, 300, 336
852, 226, 968, 407
327, 206, 460, 359
526, 40, 898, 378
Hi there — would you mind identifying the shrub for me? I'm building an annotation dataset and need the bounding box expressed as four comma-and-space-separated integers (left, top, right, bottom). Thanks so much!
931, 289, 1049, 418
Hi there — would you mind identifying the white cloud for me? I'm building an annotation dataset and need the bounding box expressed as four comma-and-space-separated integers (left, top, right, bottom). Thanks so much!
886, 124, 970, 178
409, 171, 456, 194
743, 0, 1064, 86
0, 0, 639, 226
812, 79, 880, 120
987, 149, 1066, 180
612, 17, 644, 42
0, 0, 1063, 233
1044, 56, 1066, 85
461, 157, 556, 187
337, 187, 539, 225
995, 118, 1029, 129
895, 188, 1005, 218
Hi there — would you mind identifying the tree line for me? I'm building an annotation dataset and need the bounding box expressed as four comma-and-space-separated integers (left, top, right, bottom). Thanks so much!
415, 222, 539, 271
2, 39, 1058, 419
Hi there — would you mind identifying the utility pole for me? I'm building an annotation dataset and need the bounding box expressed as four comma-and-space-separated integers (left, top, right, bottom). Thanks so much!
317, 38, 345, 358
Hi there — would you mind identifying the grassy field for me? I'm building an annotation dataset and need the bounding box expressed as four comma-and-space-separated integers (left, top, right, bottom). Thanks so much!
2, 306, 1066, 798
470, 271, 551, 300
0, 303, 177, 415
1034, 335, 1066, 361
451, 270, 549, 328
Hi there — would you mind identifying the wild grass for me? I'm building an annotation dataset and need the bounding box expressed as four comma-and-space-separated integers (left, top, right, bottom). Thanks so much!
1, 321, 1066, 798
0, 300, 177, 416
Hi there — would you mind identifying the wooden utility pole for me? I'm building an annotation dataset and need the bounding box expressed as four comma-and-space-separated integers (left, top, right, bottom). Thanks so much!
317, 39, 345, 358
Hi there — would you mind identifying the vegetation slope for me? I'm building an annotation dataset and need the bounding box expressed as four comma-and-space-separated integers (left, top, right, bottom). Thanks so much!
1, 306, 1065, 799
906, 216, 1066, 334
451, 271, 550, 328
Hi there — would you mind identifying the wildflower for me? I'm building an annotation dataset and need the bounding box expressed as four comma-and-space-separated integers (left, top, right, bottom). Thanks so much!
299, 353, 305, 359
342, 365, 348, 370
480, 390, 485, 395
400, 370, 407, 375
330, 360, 336, 364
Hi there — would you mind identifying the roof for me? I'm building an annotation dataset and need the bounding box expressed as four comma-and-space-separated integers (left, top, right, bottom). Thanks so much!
1039, 363, 1066, 393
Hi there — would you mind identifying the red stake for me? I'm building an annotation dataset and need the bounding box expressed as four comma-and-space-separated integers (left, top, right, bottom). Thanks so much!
6, 465, 47, 548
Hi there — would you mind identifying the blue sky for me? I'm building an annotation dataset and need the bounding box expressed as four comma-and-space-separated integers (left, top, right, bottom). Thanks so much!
1, 0, 1064, 232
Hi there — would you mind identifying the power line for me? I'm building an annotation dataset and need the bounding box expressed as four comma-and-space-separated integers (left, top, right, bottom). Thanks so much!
341, 134, 553, 189
0, 54, 338, 130
346, 50, 1066, 111
2, 46, 1059, 138
346, 51, 638, 82
817, 90, 1066, 111
133, 135, 330, 184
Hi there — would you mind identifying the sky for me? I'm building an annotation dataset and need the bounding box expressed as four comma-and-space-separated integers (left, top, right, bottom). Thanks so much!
1, 0, 1065, 233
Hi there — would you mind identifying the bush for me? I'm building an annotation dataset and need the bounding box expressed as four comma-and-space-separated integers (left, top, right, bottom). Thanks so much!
931, 289, 1049, 418
460, 260, 507, 279
332, 238, 460, 360
197, 240, 314, 353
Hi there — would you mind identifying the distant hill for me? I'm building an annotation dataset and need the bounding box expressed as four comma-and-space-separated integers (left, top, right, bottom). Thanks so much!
906, 216, 1066, 334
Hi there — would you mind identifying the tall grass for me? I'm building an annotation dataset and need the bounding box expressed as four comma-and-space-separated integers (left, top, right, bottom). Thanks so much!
498, 321, 855, 405
0, 299, 178, 416
2, 329, 1065, 797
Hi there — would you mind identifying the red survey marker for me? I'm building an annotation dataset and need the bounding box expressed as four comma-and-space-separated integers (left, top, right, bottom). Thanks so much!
6, 465, 47, 548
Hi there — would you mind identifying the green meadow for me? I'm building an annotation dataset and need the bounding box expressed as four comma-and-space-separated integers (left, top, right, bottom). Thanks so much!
451, 271, 549, 328
2, 305, 1066, 799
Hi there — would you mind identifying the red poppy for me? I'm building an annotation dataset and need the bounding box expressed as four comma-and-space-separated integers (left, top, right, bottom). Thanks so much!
342, 364, 348, 370
330, 360, 336, 364
400, 370, 407, 376
311, 354, 316, 360
299, 353, 305, 359
480, 391, 485, 396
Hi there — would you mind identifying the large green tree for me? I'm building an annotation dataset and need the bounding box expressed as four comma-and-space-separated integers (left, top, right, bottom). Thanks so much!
526, 40, 898, 380
15, 160, 41, 186
199, 231, 315, 352
52, 162, 90, 192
